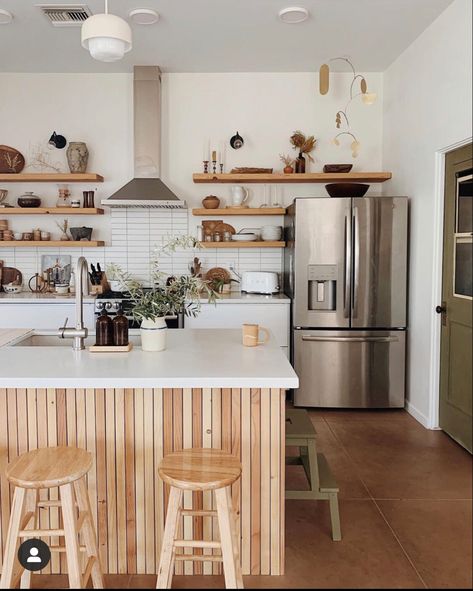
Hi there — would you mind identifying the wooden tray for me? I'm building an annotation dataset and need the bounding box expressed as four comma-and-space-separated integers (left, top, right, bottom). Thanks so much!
89, 343, 133, 353
1, 266, 22, 286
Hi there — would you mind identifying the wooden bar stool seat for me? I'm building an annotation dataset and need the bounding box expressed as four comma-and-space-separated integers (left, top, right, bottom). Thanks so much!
0, 446, 104, 590
157, 448, 243, 589
285, 409, 342, 541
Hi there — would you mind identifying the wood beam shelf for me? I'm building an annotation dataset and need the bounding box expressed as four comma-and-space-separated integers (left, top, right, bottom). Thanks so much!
193, 172, 392, 184
192, 207, 286, 216
0, 207, 104, 215
199, 241, 285, 248
0, 173, 104, 183
0, 241, 105, 248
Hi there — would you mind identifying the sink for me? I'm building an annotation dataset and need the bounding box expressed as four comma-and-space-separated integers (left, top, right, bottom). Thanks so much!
11, 334, 141, 347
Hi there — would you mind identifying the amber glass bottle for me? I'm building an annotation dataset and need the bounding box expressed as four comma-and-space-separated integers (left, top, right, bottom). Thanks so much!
95, 309, 113, 346
113, 307, 129, 346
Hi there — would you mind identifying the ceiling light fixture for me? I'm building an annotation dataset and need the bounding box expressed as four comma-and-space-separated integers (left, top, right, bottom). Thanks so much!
81, 0, 132, 62
279, 7, 309, 24
0, 9, 13, 24
129, 8, 159, 25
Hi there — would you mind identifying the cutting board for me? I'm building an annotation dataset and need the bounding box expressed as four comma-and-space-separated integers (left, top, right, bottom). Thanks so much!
1, 266, 22, 286
0, 145, 25, 174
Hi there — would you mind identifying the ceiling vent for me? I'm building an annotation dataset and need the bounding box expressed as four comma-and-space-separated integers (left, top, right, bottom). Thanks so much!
37, 4, 92, 26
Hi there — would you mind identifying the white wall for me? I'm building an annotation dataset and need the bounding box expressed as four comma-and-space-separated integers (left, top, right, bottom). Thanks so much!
1, 71, 383, 285
383, 0, 472, 426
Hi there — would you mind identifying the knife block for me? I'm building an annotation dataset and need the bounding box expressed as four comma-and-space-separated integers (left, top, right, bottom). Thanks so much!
90, 274, 110, 295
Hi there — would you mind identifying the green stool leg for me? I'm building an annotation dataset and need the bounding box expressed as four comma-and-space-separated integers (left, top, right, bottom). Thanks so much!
328, 492, 341, 541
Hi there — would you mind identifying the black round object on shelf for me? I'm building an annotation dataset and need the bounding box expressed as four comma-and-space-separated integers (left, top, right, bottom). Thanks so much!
325, 183, 369, 198
230, 131, 244, 150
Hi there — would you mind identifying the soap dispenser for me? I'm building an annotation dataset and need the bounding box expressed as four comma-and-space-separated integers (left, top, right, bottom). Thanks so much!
95, 309, 113, 346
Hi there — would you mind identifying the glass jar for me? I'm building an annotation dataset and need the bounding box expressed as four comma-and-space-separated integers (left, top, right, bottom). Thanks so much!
56, 185, 71, 207
113, 308, 129, 346
223, 231, 232, 242
213, 231, 222, 242
96, 309, 113, 346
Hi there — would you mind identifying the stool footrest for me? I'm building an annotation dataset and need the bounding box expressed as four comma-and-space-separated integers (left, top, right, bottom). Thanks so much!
174, 539, 221, 549
175, 554, 223, 562
50, 545, 87, 553
19, 528, 64, 537
179, 509, 217, 517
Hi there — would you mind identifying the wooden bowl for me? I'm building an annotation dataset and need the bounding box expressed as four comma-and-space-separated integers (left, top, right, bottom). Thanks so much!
325, 183, 369, 198
323, 164, 353, 173
202, 195, 220, 209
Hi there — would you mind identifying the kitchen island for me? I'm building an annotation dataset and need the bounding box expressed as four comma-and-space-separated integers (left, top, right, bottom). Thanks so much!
0, 328, 298, 578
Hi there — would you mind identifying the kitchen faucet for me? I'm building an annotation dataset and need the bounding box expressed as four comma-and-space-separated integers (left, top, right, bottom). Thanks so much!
58, 256, 89, 350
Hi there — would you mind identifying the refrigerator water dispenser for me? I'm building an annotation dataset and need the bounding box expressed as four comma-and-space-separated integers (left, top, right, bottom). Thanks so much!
308, 264, 337, 310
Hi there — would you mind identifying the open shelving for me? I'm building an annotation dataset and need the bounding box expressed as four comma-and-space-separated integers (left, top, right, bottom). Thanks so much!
0, 241, 105, 248
199, 241, 285, 248
192, 207, 285, 216
193, 172, 392, 184
0, 173, 104, 183
0, 207, 104, 215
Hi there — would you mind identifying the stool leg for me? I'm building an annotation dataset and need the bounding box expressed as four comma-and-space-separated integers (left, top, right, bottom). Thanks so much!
0, 486, 26, 590
20, 489, 39, 589
60, 483, 83, 589
156, 486, 182, 589
215, 486, 244, 589
73, 477, 104, 589
328, 493, 342, 541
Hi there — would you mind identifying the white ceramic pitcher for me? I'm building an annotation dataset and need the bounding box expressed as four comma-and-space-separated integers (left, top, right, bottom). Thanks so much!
231, 185, 249, 207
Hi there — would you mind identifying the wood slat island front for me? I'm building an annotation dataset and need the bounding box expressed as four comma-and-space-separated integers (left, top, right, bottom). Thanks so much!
0, 387, 285, 577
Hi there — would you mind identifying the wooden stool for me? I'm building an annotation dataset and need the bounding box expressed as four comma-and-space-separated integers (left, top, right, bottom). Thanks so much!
285, 409, 342, 541
0, 446, 104, 589
157, 448, 243, 589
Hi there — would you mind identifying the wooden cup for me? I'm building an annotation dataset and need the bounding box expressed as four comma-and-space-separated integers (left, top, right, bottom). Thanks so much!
242, 323, 270, 347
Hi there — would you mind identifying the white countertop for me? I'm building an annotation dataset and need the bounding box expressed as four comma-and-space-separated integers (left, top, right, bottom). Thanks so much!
0, 292, 96, 303
0, 328, 298, 389
0, 292, 288, 304
201, 292, 290, 304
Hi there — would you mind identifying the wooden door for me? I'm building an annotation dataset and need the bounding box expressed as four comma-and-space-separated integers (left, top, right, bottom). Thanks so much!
438, 143, 473, 452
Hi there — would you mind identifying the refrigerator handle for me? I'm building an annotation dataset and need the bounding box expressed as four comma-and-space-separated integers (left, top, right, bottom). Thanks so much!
353, 205, 360, 316
344, 211, 352, 318
302, 335, 399, 343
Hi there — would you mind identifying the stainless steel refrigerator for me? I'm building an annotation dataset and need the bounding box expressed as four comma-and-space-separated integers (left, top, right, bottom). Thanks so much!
284, 197, 408, 408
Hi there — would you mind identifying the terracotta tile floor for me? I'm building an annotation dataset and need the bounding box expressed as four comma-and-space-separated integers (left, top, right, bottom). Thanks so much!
31, 409, 472, 589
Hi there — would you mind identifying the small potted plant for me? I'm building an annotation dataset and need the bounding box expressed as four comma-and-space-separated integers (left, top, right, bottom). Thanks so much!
290, 131, 316, 173
114, 236, 217, 351
280, 154, 295, 174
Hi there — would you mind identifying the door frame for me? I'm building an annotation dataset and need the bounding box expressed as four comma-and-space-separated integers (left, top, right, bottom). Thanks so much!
429, 136, 472, 429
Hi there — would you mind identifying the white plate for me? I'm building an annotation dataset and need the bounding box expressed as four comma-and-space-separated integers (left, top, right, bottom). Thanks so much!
232, 234, 257, 242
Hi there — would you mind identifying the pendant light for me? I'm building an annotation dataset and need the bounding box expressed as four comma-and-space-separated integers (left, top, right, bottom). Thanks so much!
81, 0, 132, 62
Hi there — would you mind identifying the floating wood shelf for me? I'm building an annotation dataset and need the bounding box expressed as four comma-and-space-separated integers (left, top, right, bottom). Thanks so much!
0, 241, 105, 248
192, 207, 286, 216
0, 207, 104, 215
0, 173, 104, 183
193, 172, 392, 184
199, 241, 285, 248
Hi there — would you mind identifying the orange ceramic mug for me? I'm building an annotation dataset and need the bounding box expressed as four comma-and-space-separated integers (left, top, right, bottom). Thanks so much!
242, 323, 270, 347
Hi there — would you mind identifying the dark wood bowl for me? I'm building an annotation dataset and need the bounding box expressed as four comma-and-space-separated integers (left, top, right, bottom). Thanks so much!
323, 164, 353, 173
325, 183, 369, 198
17, 197, 41, 208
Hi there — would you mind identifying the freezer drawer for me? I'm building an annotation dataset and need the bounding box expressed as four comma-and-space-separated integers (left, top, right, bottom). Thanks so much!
293, 329, 406, 408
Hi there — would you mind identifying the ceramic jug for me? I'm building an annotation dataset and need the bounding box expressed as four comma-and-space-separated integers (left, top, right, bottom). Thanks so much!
230, 185, 249, 207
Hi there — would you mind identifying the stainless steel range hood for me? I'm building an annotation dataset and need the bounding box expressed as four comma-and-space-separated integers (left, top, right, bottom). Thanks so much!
102, 66, 186, 209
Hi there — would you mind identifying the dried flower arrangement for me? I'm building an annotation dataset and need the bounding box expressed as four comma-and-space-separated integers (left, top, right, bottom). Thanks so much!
290, 131, 317, 162
55, 219, 69, 241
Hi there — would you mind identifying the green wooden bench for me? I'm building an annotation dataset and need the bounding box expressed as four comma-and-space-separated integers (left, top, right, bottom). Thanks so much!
285, 408, 342, 541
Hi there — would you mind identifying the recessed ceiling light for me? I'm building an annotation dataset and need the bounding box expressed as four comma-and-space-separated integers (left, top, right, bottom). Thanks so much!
0, 9, 13, 24
279, 6, 309, 24
129, 8, 159, 25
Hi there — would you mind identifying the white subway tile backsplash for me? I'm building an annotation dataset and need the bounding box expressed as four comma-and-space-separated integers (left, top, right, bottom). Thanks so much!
5, 208, 283, 287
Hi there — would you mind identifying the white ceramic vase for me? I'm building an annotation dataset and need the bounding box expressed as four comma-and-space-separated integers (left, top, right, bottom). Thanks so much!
140, 317, 167, 352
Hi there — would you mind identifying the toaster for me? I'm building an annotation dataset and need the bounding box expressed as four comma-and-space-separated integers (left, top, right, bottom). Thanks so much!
241, 271, 280, 294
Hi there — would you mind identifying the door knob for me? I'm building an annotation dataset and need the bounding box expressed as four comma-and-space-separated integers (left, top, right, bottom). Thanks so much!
435, 305, 446, 314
